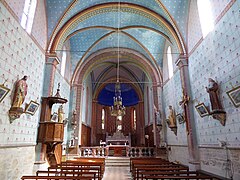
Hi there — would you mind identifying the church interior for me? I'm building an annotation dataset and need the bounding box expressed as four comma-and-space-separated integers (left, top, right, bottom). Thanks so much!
0, 0, 240, 179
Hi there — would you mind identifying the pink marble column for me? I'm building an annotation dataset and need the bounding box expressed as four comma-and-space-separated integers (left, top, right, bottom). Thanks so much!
136, 101, 145, 146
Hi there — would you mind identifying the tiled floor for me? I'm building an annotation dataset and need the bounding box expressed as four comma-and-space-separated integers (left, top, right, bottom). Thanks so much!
102, 166, 132, 180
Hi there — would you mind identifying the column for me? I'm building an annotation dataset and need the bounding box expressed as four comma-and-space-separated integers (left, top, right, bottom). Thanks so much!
136, 101, 145, 146
150, 86, 157, 146
91, 100, 97, 145
176, 54, 200, 170
75, 84, 83, 149
42, 53, 60, 96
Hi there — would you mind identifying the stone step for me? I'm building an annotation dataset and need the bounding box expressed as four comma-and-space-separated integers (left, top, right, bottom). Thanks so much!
105, 157, 130, 167
106, 158, 130, 162
106, 163, 129, 167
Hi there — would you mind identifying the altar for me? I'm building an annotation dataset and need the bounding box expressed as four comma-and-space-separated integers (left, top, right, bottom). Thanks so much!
105, 131, 131, 156
107, 145, 129, 156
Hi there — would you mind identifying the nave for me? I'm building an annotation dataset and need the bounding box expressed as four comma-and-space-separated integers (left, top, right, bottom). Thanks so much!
1, 1, 240, 179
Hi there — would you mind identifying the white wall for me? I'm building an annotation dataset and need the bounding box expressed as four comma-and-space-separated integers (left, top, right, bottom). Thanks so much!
162, 1, 240, 179
0, 2, 46, 179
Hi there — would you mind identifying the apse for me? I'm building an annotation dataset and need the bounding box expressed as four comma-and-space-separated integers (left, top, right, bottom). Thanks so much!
97, 83, 139, 106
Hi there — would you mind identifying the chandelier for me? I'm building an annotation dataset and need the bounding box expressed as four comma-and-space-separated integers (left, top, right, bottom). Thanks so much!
110, 0, 125, 117
111, 82, 126, 116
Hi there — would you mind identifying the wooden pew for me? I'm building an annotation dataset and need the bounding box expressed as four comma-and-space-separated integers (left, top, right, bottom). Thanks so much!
48, 166, 100, 180
130, 157, 187, 179
144, 175, 214, 179
130, 157, 170, 172
61, 158, 104, 179
73, 157, 105, 175
59, 161, 103, 179
139, 171, 210, 180
134, 166, 189, 180
21, 176, 95, 179
22, 158, 105, 180
130, 157, 216, 180
64, 157, 105, 175
36, 170, 97, 179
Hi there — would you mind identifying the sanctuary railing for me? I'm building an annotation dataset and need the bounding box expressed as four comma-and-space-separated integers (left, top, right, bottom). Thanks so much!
78, 146, 156, 157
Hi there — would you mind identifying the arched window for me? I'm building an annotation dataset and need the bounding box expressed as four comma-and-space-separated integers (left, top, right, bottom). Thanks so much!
133, 109, 136, 131
197, 0, 214, 38
21, 0, 37, 34
167, 46, 173, 79
61, 50, 67, 77
101, 108, 105, 130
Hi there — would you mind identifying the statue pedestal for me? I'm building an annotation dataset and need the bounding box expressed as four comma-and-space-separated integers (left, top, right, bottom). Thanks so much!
9, 107, 24, 123
169, 126, 177, 136
211, 109, 226, 126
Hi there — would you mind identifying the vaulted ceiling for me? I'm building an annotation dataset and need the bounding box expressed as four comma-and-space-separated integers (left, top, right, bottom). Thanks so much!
46, 0, 189, 103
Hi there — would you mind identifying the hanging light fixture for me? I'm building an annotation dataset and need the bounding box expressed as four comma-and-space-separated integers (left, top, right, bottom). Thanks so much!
110, 0, 125, 117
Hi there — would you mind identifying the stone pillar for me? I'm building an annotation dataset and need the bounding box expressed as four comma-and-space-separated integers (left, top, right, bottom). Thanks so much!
136, 101, 145, 146
42, 53, 60, 96
69, 86, 77, 148
91, 100, 97, 145
155, 85, 163, 147
150, 86, 157, 146
176, 54, 200, 170
75, 84, 83, 149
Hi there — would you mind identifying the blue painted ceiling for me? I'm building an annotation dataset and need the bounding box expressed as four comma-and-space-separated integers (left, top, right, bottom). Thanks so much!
46, 0, 189, 105
46, 0, 189, 67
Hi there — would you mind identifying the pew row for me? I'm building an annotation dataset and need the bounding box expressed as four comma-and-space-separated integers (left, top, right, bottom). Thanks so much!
130, 157, 215, 180
21, 176, 95, 179
21, 157, 105, 180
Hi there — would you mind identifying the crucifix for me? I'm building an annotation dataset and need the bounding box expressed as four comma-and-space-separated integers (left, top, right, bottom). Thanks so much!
179, 88, 190, 133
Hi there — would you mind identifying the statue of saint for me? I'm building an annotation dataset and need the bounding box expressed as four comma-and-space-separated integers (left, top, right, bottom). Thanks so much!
205, 78, 223, 111
58, 105, 64, 123
179, 89, 190, 119
167, 105, 176, 127
179, 88, 190, 132
12, 76, 28, 108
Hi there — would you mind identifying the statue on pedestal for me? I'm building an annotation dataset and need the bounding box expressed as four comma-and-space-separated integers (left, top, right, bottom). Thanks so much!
166, 105, 177, 135
167, 105, 176, 128
9, 76, 28, 122
58, 105, 64, 123
205, 78, 226, 126
179, 88, 190, 133
205, 78, 223, 111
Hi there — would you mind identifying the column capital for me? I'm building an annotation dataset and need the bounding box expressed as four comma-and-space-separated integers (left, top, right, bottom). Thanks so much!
175, 54, 188, 67
45, 52, 60, 65
72, 83, 83, 87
